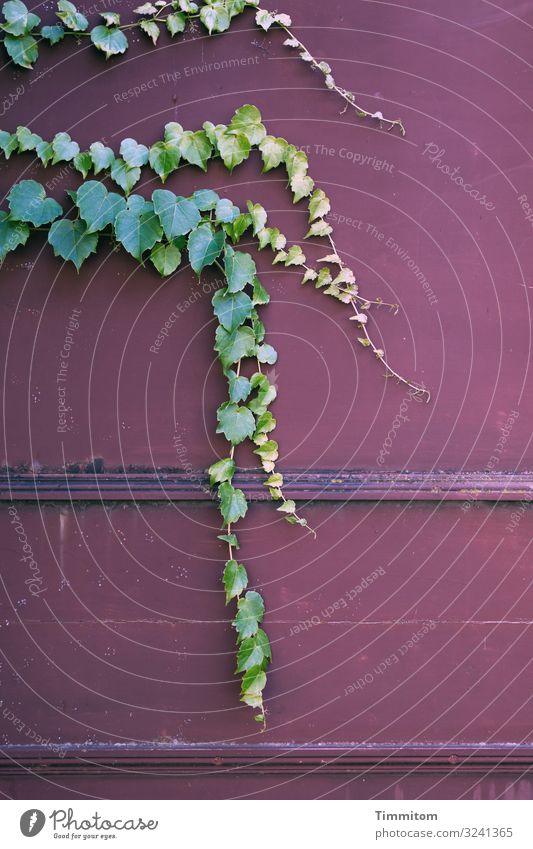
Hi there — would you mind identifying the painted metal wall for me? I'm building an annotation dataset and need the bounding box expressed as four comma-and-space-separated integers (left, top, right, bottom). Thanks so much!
1, 0, 533, 798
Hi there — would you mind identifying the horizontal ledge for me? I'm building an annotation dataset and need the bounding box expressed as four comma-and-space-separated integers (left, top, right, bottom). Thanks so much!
0, 471, 533, 502
1, 745, 533, 776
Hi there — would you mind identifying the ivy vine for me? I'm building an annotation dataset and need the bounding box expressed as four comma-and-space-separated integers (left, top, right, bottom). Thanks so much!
0, 0, 404, 133
0, 0, 425, 721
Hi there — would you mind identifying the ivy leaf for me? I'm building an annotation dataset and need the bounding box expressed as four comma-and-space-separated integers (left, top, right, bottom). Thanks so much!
178, 0, 197, 10
228, 370, 251, 403
164, 121, 183, 143
101, 11, 120, 25
114, 208, 162, 260
8, 180, 62, 226
225, 213, 251, 243
41, 24, 64, 44
255, 8, 275, 30
291, 173, 315, 203
224, 245, 256, 292
258, 135, 287, 172
308, 188, 331, 222
236, 629, 271, 673
140, 19, 160, 43
233, 591, 264, 640
148, 140, 180, 183
228, 104, 266, 145
90, 25, 128, 58
56, 0, 88, 31
277, 499, 296, 514
120, 137, 149, 167
215, 197, 239, 224
178, 130, 212, 171
216, 401, 256, 445
187, 223, 224, 274
52, 131, 80, 164
35, 140, 53, 165
126, 194, 153, 215
218, 481, 248, 524
110, 158, 141, 194
240, 665, 267, 707
3, 33, 38, 68
254, 439, 279, 463
0, 211, 29, 260
306, 219, 332, 238
223, 559, 248, 604
0, 130, 18, 158
212, 288, 254, 332
89, 141, 115, 174
76, 182, 125, 233
133, 1, 157, 12
246, 201, 267, 236
15, 125, 41, 151
192, 189, 219, 211
73, 151, 93, 178
214, 325, 256, 370
152, 189, 201, 239
149, 242, 181, 276
256, 343, 277, 365
199, 1, 230, 34
48, 219, 98, 271
208, 457, 235, 487
218, 531, 239, 549
284, 244, 306, 266
166, 11, 186, 35
1, 0, 39, 36
217, 130, 250, 172
252, 276, 269, 305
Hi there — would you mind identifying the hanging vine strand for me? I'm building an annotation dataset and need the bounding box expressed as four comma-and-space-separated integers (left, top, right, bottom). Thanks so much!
0, 0, 404, 133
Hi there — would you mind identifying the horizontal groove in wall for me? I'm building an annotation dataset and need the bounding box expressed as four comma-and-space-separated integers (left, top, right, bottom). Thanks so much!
0, 471, 533, 502
1, 745, 533, 775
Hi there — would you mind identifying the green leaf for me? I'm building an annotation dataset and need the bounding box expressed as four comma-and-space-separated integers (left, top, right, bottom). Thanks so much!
229, 104, 266, 145
217, 130, 250, 172
140, 18, 159, 43
120, 137, 149, 167
212, 288, 253, 332
199, 1, 230, 33
223, 559, 248, 604
218, 481, 248, 524
0, 211, 29, 260
228, 370, 251, 403
233, 591, 264, 640
192, 189, 219, 211
224, 245, 256, 292
187, 223, 224, 274
225, 212, 251, 243
306, 219, 332, 238
208, 457, 235, 487
246, 200, 267, 235
291, 173, 315, 203
4, 33, 37, 68
255, 410, 276, 435
178, 129, 212, 171
218, 531, 239, 549
41, 23, 64, 43
51, 131, 80, 164
15, 126, 41, 151
254, 439, 279, 462
73, 151, 92, 178
148, 140, 180, 183
35, 140, 53, 165
76, 181, 125, 232
56, 0, 88, 31
240, 665, 267, 707
114, 208, 162, 261
8, 180, 62, 226
89, 141, 115, 174
308, 188, 331, 222
217, 401, 256, 445
1, 1, 39, 35
110, 158, 141, 194
101, 11, 120, 25
166, 11, 186, 35
252, 276, 269, 305
277, 499, 296, 514
164, 121, 183, 143
149, 242, 181, 276
0, 130, 17, 159
152, 189, 201, 240
258, 135, 287, 172
90, 24, 128, 58
214, 324, 256, 370
48, 219, 98, 271
284, 244, 306, 266
215, 197, 239, 224
236, 629, 271, 673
